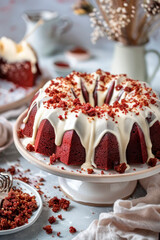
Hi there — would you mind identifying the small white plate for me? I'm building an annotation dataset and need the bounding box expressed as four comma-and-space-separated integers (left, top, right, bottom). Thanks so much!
0, 179, 43, 235
0, 118, 13, 152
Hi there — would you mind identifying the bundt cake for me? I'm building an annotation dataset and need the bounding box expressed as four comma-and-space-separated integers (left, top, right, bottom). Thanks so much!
0, 37, 41, 87
19, 69, 160, 173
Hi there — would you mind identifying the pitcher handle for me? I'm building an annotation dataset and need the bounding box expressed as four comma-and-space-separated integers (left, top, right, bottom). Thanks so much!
58, 17, 72, 35
145, 49, 160, 83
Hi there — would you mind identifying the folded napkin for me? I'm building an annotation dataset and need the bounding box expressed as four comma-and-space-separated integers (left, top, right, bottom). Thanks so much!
73, 173, 160, 240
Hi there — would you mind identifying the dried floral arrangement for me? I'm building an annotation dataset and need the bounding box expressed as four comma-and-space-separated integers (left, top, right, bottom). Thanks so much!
87, 0, 160, 45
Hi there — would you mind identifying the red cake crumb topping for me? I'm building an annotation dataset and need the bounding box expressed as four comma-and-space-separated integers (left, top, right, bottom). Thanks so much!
48, 216, 56, 224
48, 197, 70, 212
0, 188, 38, 230
58, 214, 62, 220
26, 143, 35, 152
7, 166, 16, 175
43, 225, 53, 234
0, 168, 5, 172
114, 163, 127, 173
69, 226, 77, 233
57, 232, 61, 237
17, 129, 24, 138
87, 168, 94, 174
148, 158, 157, 167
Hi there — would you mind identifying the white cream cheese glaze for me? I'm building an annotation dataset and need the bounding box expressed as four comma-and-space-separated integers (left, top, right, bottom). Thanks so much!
23, 69, 160, 170
0, 37, 37, 73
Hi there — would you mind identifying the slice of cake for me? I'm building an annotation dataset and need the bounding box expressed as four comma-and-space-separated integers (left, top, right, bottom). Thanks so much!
0, 37, 41, 87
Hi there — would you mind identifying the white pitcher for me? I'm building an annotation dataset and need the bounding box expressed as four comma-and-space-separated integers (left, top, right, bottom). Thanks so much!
111, 43, 160, 83
22, 10, 72, 56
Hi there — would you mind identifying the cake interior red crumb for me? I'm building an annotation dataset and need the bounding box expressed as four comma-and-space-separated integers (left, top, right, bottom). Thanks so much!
0, 188, 38, 230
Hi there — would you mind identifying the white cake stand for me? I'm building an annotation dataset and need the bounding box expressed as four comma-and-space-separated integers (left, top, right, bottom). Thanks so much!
13, 111, 160, 205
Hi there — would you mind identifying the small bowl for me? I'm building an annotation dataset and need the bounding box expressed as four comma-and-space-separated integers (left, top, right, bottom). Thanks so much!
66, 46, 90, 61
53, 60, 72, 77
0, 117, 13, 152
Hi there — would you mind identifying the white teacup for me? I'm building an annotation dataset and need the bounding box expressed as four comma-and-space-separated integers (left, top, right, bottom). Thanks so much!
22, 10, 72, 56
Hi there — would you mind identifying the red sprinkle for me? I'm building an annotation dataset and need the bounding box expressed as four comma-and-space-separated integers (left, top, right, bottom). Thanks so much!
57, 232, 61, 237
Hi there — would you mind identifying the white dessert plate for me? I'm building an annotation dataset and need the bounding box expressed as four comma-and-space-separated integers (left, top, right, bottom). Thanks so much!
0, 76, 47, 113
0, 117, 13, 152
0, 179, 43, 235
14, 110, 160, 183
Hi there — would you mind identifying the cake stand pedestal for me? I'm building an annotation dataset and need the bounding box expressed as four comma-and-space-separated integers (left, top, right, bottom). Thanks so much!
14, 111, 160, 206
58, 177, 137, 205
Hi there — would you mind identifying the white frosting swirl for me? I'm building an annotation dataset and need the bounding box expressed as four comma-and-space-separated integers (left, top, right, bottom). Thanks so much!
0, 122, 8, 147
0, 37, 37, 73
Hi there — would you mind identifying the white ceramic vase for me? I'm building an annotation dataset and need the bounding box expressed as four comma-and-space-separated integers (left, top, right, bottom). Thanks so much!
111, 43, 160, 83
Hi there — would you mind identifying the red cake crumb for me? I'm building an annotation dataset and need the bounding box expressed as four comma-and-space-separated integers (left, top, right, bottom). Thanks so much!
101, 170, 104, 174
148, 158, 157, 167
39, 177, 45, 182
58, 214, 62, 220
58, 115, 64, 120
26, 143, 35, 152
17, 129, 24, 138
7, 166, 16, 175
60, 198, 70, 211
48, 197, 61, 213
87, 168, 94, 174
0, 168, 6, 172
15, 176, 30, 184
0, 188, 38, 230
50, 153, 57, 164
43, 225, 53, 234
114, 163, 127, 174
57, 232, 61, 237
48, 216, 56, 224
69, 226, 77, 234
48, 197, 70, 212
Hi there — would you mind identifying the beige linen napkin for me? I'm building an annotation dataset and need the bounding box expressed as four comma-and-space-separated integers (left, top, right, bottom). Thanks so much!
73, 173, 160, 240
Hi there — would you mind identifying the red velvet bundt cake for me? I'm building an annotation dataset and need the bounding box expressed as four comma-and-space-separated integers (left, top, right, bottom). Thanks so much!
0, 37, 41, 87
20, 69, 160, 173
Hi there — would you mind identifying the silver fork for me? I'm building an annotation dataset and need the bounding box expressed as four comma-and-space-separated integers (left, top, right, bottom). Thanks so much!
0, 172, 13, 207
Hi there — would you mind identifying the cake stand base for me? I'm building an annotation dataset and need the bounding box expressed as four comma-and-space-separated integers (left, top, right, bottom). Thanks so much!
58, 177, 137, 206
